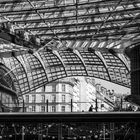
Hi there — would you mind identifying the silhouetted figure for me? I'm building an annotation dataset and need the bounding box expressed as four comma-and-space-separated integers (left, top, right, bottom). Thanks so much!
1, 106, 4, 112
0, 101, 4, 112
136, 107, 140, 111
89, 105, 93, 112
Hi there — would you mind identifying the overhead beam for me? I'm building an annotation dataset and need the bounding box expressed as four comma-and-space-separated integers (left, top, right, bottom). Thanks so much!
14, 16, 140, 31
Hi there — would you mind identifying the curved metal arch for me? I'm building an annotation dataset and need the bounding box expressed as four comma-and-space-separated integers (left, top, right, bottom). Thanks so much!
94, 51, 112, 81
117, 53, 130, 72
0, 63, 23, 108
2, 55, 31, 106
81, 48, 111, 81
72, 50, 88, 76
2, 57, 23, 94
0, 49, 131, 95
38, 50, 67, 82
110, 52, 131, 87
58, 49, 87, 77
101, 51, 130, 87
26, 52, 49, 92
1, 57, 25, 105
11, 53, 31, 95
34, 51, 49, 80
0, 63, 17, 92
114, 54, 131, 87
0, 64, 19, 110
4, 55, 30, 95
19, 52, 48, 92
52, 50, 68, 76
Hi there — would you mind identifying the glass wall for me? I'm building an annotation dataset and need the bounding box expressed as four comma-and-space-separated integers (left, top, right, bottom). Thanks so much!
0, 90, 18, 112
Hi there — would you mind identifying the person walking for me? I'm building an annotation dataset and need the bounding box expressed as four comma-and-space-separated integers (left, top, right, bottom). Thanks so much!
89, 105, 93, 112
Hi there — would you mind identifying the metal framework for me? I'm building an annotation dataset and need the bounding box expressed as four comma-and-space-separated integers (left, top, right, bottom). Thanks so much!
0, 0, 136, 96
0, 39, 130, 96
0, 112, 139, 139
0, 0, 139, 50
0, 0, 140, 48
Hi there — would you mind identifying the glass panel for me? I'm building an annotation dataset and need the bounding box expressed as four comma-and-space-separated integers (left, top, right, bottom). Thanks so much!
61, 106, 65, 112
41, 95, 45, 103
17, 53, 48, 93
25, 95, 29, 103
52, 106, 56, 112
52, 95, 56, 102
79, 50, 110, 80
32, 95, 36, 103
41, 106, 45, 112
101, 52, 130, 87
62, 95, 66, 102
39, 51, 66, 81
62, 84, 66, 92
32, 106, 36, 112
59, 50, 87, 76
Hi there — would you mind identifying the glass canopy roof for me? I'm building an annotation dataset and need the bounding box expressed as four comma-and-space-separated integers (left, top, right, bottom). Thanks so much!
0, 0, 136, 96
0, 40, 130, 96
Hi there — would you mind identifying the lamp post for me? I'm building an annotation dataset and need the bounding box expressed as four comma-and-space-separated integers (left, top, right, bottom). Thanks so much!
95, 98, 98, 112
71, 99, 73, 112
120, 96, 123, 111
46, 99, 48, 112
95, 84, 101, 112
23, 99, 25, 112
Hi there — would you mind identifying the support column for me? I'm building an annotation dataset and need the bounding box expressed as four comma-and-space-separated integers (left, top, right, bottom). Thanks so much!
125, 43, 140, 140
110, 123, 114, 140
95, 98, 98, 112
125, 44, 140, 105
135, 123, 140, 140
46, 99, 48, 112
58, 123, 62, 140
71, 99, 73, 112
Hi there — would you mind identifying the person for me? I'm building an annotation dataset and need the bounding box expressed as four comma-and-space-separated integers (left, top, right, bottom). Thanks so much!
89, 105, 93, 112
136, 107, 140, 111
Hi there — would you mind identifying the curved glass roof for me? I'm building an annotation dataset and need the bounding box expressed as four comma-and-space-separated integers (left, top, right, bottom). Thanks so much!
0, 46, 130, 96
0, 0, 135, 96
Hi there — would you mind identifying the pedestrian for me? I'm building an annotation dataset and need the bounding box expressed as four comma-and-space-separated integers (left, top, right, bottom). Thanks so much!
89, 105, 93, 112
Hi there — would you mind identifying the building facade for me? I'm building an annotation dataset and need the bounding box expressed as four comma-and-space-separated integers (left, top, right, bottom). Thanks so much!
23, 76, 117, 113
23, 78, 79, 112
79, 77, 115, 112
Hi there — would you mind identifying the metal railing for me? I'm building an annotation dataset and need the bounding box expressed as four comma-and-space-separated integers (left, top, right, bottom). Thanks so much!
21, 99, 138, 113
0, 99, 138, 113
0, 113, 138, 140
